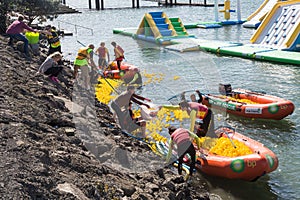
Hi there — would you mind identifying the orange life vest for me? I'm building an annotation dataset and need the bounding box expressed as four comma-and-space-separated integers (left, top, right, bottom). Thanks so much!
76, 47, 91, 60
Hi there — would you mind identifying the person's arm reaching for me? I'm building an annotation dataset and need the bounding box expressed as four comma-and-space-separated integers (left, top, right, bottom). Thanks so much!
132, 93, 151, 101
189, 109, 197, 133
196, 90, 203, 103
181, 92, 186, 101
131, 97, 150, 108
22, 22, 37, 33
188, 130, 201, 150
166, 139, 174, 163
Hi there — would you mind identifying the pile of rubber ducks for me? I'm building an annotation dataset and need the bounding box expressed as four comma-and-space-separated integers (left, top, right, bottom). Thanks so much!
204, 137, 253, 157
95, 78, 121, 104
227, 96, 258, 104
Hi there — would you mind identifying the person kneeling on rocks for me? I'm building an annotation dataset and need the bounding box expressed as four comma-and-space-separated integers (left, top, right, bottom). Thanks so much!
38, 52, 63, 83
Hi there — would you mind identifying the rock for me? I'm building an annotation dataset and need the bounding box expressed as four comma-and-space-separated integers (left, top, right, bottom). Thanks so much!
145, 182, 160, 193
163, 180, 176, 191
121, 185, 136, 197
56, 183, 89, 200
156, 168, 165, 179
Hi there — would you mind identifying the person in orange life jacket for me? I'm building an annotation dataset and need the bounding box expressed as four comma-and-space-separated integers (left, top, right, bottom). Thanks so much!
181, 90, 203, 103
111, 41, 124, 71
166, 126, 201, 177
111, 86, 151, 129
128, 102, 147, 137
38, 52, 63, 83
179, 101, 214, 137
73, 44, 97, 89
44, 25, 61, 56
6, 15, 39, 58
96, 42, 110, 70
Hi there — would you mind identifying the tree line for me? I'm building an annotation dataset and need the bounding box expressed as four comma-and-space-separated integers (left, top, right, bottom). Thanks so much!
0, 0, 59, 33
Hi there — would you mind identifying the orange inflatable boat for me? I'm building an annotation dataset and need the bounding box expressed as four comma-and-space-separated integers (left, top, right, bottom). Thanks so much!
202, 86, 295, 120
103, 61, 141, 84
195, 127, 279, 181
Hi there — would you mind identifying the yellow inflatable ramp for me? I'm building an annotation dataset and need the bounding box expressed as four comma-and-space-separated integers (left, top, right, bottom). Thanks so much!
135, 11, 192, 44
250, 0, 300, 51
243, 0, 280, 28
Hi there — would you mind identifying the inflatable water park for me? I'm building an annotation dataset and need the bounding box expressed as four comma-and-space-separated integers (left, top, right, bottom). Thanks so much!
113, 0, 300, 65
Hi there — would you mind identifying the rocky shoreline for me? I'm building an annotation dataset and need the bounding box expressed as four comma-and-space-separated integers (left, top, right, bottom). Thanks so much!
0, 34, 213, 199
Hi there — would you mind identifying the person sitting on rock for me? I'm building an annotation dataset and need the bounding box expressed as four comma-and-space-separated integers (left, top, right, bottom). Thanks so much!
38, 52, 63, 83
6, 15, 39, 59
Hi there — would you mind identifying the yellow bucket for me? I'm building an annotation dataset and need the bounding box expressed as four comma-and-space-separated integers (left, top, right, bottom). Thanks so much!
25, 32, 39, 44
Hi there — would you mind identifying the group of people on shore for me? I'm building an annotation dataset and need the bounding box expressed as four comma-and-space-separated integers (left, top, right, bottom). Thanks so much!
6, 15, 64, 82
6, 15, 213, 181
72, 41, 126, 89
5, 15, 127, 87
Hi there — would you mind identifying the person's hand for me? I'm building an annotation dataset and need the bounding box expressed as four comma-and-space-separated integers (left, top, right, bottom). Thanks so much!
145, 98, 151, 102
145, 104, 150, 109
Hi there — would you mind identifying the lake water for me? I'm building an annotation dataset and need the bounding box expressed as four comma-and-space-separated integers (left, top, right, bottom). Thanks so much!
51, 0, 299, 199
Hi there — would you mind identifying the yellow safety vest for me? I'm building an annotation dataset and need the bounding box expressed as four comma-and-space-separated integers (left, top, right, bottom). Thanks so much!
47, 29, 61, 48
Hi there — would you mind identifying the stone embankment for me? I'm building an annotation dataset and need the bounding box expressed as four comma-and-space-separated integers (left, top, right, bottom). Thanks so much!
0, 34, 212, 199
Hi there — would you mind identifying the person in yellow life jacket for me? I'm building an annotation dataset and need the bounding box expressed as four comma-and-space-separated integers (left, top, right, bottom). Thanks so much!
166, 126, 201, 179
44, 25, 61, 56
111, 41, 124, 71
179, 101, 214, 138
73, 44, 97, 89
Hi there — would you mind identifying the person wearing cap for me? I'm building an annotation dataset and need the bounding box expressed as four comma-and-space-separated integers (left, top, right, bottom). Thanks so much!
44, 25, 61, 56
73, 44, 97, 89
179, 101, 214, 137
111, 41, 124, 71
111, 86, 151, 129
38, 52, 63, 83
6, 15, 39, 59
166, 126, 201, 179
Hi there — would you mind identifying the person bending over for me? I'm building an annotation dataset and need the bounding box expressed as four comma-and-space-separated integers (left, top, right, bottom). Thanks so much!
166, 126, 201, 179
